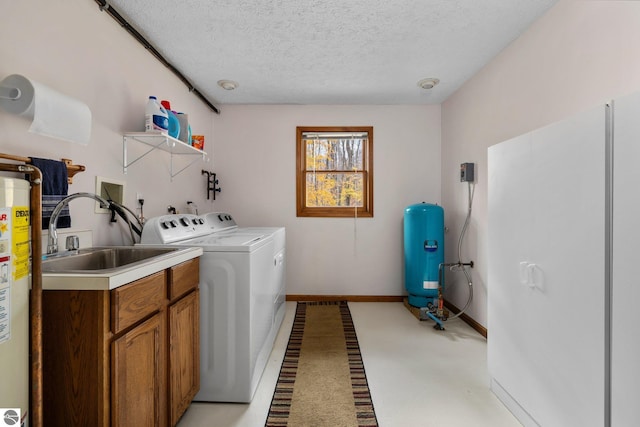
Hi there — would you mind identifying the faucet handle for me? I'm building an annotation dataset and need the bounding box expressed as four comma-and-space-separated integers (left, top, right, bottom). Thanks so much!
65, 235, 80, 251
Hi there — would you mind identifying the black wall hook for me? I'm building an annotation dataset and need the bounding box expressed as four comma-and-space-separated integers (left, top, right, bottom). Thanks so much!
202, 170, 222, 200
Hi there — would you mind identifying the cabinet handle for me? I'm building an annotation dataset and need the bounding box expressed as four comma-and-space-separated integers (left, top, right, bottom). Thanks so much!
519, 261, 537, 288
527, 263, 537, 288
519, 262, 529, 285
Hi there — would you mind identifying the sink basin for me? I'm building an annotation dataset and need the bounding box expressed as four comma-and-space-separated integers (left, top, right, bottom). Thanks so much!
41, 245, 203, 291
42, 246, 179, 273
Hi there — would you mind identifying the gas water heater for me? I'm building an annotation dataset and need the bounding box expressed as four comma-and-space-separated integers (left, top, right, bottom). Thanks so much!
0, 177, 30, 426
404, 203, 444, 307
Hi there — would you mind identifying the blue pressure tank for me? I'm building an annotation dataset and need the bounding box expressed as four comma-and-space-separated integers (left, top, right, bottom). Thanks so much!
404, 203, 444, 307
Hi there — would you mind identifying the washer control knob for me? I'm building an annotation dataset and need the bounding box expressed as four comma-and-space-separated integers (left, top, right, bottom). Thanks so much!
180, 217, 189, 227
160, 221, 169, 229
170, 220, 178, 228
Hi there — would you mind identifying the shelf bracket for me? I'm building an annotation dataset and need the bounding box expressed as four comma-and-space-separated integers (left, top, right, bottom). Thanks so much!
122, 132, 208, 180
123, 135, 171, 173
168, 153, 206, 180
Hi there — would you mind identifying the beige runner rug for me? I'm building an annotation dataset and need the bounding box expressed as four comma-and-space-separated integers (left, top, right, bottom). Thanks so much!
265, 301, 378, 427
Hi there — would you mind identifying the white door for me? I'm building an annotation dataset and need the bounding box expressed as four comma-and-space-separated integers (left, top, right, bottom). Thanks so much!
611, 91, 640, 426
488, 104, 606, 427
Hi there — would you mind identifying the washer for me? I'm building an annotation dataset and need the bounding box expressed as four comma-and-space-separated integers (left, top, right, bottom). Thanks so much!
140, 213, 286, 403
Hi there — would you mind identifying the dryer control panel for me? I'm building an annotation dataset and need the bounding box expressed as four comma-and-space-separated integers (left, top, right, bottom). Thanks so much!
141, 214, 210, 244
201, 212, 238, 232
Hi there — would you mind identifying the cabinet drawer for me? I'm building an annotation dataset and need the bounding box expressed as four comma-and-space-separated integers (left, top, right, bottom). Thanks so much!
111, 271, 166, 334
168, 258, 199, 301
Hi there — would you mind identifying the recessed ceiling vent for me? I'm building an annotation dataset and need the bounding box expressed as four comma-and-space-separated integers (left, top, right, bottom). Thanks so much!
417, 78, 440, 90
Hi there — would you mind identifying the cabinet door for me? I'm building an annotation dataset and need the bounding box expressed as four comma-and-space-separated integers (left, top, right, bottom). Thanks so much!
612, 91, 640, 426
169, 290, 200, 425
488, 104, 606, 426
488, 131, 536, 423
112, 312, 167, 427
527, 105, 606, 426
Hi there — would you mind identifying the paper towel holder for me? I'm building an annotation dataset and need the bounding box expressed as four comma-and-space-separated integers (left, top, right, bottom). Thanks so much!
0, 74, 35, 114
0, 74, 92, 146
0, 84, 20, 101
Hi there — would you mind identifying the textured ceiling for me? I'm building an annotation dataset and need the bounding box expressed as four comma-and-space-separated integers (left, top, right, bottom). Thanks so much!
104, 0, 557, 107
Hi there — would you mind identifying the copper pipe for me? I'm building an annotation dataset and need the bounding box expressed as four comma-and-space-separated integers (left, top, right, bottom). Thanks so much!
0, 163, 43, 427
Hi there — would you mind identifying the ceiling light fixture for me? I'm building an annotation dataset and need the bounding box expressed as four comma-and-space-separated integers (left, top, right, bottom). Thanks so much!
417, 78, 440, 90
217, 80, 239, 90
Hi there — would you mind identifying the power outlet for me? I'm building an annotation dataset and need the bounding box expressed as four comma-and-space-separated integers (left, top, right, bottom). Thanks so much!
136, 192, 144, 202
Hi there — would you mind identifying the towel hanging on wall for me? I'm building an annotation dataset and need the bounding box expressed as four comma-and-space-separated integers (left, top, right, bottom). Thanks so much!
30, 157, 70, 229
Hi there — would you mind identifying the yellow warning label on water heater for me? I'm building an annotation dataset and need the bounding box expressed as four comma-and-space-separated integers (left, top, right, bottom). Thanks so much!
11, 207, 29, 280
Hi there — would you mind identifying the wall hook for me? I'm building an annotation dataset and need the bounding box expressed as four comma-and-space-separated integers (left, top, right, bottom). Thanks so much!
202, 170, 221, 200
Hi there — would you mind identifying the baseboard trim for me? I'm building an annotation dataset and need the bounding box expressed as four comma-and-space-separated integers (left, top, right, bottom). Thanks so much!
286, 294, 404, 303
285, 294, 487, 337
443, 299, 487, 338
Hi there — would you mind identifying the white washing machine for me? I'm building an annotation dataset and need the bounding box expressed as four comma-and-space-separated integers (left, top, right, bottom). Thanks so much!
140, 213, 286, 403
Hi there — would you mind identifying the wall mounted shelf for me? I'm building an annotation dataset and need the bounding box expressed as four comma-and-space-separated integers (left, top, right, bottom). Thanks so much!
123, 132, 207, 180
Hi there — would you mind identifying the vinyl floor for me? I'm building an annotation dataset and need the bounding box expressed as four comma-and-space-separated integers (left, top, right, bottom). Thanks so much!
177, 301, 521, 427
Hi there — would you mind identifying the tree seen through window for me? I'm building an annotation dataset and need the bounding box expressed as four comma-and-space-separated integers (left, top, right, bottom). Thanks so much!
296, 127, 373, 217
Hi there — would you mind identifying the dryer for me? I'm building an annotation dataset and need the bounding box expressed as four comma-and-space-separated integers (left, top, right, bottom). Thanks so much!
201, 212, 286, 328
140, 213, 286, 403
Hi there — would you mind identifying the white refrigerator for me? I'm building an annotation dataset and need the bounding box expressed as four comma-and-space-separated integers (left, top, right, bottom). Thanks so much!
0, 177, 30, 427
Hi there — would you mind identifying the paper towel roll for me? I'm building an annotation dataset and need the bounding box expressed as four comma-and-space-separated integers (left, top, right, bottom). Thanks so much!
0, 74, 91, 145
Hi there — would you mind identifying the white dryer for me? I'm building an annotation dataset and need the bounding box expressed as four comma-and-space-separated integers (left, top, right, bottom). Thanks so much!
140, 213, 286, 403
201, 212, 286, 328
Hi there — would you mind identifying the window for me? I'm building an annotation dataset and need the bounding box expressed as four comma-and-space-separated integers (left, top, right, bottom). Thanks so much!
296, 126, 373, 217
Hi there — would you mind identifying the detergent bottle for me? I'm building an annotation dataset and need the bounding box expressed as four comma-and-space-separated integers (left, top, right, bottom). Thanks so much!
145, 96, 168, 134
160, 100, 181, 139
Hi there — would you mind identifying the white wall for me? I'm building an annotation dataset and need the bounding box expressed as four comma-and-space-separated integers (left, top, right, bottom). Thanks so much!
441, 0, 640, 327
0, 0, 216, 246
10, 0, 635, 321
213, 105, 441, 296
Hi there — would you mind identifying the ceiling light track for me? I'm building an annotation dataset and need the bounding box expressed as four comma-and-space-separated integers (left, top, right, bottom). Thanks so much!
94, 0, 220, 114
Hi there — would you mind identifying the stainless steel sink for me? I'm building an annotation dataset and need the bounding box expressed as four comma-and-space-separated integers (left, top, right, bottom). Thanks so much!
42, 246, 179, 273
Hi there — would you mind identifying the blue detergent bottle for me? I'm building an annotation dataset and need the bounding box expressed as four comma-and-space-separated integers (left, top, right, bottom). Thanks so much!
161, 100, 180, 139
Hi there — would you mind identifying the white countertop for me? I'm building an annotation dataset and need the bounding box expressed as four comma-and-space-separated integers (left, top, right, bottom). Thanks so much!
41, 246, 203, 291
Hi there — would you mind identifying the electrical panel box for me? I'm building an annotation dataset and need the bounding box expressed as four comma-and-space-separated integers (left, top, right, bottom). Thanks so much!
460, 162, 475, 182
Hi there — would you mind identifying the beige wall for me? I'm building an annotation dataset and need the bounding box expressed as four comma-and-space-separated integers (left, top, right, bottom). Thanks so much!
442, 0, 640, 326
8, 0, 637, 313
213, 105, 441, 296
1, 1, 440, 298
0, 0, 216, 245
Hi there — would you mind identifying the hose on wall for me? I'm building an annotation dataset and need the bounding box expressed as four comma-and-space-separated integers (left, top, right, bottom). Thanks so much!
447, 180, 475, 320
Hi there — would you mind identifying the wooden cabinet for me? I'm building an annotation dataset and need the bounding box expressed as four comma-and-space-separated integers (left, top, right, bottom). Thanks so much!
112, 312, 166, 427
42, 258, 200, 426
167, 260, 200, 426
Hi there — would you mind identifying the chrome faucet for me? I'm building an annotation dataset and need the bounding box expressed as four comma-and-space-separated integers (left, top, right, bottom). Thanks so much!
47, 192, 111, 254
